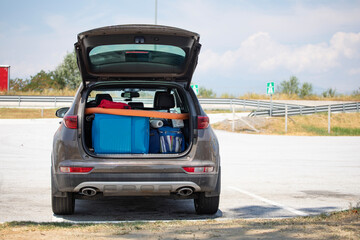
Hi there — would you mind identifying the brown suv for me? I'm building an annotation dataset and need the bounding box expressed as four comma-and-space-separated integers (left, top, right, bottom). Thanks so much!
51, 25, 220, 215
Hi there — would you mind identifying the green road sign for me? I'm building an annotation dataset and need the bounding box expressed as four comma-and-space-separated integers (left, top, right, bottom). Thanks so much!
191, 84, 199, 95
267, 82, 275, 95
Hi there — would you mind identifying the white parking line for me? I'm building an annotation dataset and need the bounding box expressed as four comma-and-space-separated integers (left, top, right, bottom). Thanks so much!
228, 186, 307, 216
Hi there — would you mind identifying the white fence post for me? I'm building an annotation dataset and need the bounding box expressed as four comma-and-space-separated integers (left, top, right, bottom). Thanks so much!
232, 103, 235, 132
328, 105, 331, 134
285, 104, 288, 133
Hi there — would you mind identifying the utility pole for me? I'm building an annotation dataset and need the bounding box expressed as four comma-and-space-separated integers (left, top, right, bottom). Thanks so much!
270, 94, 273, 117
155, 0, 158, 25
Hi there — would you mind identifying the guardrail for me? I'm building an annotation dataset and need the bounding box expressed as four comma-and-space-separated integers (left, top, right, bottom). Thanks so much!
248, 102, 360, 117
0, 96, 298, 109
0, 96, 358, 116
0, 95, 73, 107
199, 98, 302, 110
198, 98, 360, 116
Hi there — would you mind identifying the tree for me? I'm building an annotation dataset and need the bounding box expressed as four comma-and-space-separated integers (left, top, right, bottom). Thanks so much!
198, 87, 216, 98
352, 87, 360, 96
277, 76, 300, 95
9, 78, 29, 91
322, 88, 336, 98
220, 93, 235, 99
25, 70, 59, 92
54, 51, 81, 90
299, 82, 313, 98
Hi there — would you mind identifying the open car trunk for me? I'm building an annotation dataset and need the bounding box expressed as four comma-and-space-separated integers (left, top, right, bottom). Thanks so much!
75, 24, 201, 90
81, 82, 193, 157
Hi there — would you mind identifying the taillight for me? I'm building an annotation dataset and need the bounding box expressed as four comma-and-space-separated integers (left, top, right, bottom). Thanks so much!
183, 166, 214, 173
63, 115, 77, 129
197, 116, 209, 129
60, 167, 93, 173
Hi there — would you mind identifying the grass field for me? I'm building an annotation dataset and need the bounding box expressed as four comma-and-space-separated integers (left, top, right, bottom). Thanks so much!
212, 112, 360, 136
265, 112, 360, 136
0, 108, 57, 119
0, 208, 359, 240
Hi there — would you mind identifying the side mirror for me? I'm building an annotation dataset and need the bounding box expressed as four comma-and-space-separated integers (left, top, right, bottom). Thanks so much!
55, 107, 70, 118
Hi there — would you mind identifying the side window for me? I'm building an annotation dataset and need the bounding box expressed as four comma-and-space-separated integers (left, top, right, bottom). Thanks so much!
138, 90, 154, 108
86, 88, 188, 112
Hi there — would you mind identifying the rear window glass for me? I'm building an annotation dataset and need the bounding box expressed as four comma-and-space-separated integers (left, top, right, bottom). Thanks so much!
86, 87, 187, 112
89, 44, 186, 73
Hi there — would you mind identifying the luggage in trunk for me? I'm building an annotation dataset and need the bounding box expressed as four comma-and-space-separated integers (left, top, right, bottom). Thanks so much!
92, 113, 149, 154
158, 126, 185, 153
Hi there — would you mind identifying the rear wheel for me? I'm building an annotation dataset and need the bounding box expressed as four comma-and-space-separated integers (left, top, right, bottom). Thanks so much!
51, 171, 75, 215
194, 193, 219, 215
52, 194, 75, 215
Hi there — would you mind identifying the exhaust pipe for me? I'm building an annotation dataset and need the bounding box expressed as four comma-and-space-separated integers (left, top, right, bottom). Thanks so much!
81, 187, 97, 196
177, 187, 193, 196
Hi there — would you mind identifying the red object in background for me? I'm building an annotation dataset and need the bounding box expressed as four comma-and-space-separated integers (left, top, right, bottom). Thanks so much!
98, 99, 131, 109
0, 65, 10, 92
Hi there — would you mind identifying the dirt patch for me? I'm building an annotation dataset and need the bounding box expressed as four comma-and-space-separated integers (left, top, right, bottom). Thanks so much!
1, 209, 359, 240
212, 117, 269, 133
301, 191, 356, 199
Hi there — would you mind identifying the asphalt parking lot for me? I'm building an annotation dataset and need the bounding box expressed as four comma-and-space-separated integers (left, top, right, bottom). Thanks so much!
0, 118, 359, 222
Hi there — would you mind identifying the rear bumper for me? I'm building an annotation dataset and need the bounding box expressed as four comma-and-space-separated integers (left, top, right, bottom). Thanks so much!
54, 172, 218, 196
74, 181, 201, 196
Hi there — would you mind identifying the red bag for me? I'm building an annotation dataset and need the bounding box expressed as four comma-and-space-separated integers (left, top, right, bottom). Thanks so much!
98, 99, 131, 109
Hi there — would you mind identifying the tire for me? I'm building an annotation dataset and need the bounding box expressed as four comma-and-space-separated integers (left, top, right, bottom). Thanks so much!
51, 170, 75, 215
194, 193, 219, 215
52, 194, 75, 215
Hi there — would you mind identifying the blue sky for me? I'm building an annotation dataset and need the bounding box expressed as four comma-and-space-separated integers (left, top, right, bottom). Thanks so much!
1, 0, 360, 95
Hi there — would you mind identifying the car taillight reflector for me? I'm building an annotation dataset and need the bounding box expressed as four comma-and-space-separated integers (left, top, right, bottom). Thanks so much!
197, 116, 209, 129
183, 167, 214, 173
60, 167, 93, 173
64, 115, 77, 129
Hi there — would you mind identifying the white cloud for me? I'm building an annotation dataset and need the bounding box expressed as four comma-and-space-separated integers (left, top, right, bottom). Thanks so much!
330, 32, 360, 59
163, 1, 360, 51
198, 32, 360, 75
348, 68, 360, 75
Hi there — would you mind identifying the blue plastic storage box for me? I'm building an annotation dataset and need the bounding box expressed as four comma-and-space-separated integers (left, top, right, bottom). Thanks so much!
92, 113, 149, 154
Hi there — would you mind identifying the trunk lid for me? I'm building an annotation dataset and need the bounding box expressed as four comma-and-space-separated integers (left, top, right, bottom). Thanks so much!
75, 25, 201, 88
